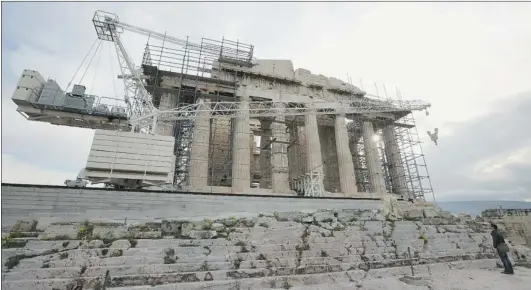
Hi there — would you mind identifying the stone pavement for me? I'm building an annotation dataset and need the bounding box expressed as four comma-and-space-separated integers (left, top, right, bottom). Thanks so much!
2, 206, 530, 290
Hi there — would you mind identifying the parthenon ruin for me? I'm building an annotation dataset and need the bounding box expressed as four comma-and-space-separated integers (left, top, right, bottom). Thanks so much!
139, 37, 433, 200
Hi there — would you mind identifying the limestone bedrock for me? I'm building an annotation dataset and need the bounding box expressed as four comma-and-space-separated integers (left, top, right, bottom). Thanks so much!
3, 200, 530, 290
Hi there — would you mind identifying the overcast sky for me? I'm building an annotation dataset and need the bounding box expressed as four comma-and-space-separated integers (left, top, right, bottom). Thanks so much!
2, 2, 531, 202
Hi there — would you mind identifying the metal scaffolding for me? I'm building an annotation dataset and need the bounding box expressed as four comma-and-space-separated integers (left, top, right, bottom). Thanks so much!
140, 34, 252, 189
395, 113, 434, 200
134, 31, 434, 198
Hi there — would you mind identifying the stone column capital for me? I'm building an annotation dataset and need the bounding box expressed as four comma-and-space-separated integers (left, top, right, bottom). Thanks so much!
335, 105, 349, 118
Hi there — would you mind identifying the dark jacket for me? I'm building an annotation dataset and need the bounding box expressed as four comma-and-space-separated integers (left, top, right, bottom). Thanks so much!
491, 229, 506, 249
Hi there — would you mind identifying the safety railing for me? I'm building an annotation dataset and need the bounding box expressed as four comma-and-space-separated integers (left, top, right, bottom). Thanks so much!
29, 86, 128, 120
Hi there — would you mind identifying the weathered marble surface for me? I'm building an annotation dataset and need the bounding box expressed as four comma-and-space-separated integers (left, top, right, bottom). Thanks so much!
2, 205, 530, 290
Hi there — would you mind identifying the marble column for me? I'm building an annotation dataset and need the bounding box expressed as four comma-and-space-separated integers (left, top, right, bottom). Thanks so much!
259, 120, 272, 189
348, 121, 364, 192
271, 103, 290, 193
297, 125, 308, 175
362, 121, 387, 195
335, 113, 358, 195
304, 100, 324, 196
188, 98, 210, 188
382, 124, 411, 200
155, 92, 176, 136
287, 123, 300, 181
231, 86, 251, 193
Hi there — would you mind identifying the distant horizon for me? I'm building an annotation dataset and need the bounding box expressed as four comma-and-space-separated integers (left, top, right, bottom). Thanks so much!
435, 200, 531, 216
437, 200, 531, 203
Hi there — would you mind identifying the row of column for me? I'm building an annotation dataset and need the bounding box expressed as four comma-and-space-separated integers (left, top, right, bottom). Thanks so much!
307, 115, 409, 199
187, 91, 410, 199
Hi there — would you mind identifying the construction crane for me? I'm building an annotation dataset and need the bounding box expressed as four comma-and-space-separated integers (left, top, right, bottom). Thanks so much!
11, 10, 433, 190
92, 10, 431, 131
13, 10, 431, 133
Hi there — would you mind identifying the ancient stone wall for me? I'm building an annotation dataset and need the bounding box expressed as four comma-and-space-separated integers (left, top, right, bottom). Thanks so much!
3, 205, 525, 290
481, 208, 531, 247
0, 185, 382, 232
482, 208, 531, 217
4, 191, 531, 289
503, 215, 531, 247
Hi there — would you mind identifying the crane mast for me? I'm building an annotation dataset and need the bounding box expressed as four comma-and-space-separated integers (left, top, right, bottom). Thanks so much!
92, 11, 158, 132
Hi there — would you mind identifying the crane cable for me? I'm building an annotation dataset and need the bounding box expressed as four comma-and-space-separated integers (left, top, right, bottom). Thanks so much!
88, 40, 104, 96
108, 42, 118, 101
66, 38, 99, 91
79, 39, 103, 85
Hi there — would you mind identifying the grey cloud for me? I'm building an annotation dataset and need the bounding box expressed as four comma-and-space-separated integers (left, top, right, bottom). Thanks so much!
504, 163, 531, 190
425, 91, 531, 201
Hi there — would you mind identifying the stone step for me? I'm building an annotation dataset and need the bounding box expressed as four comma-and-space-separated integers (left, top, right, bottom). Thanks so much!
12, 257, 350, 278
105, 259, 498, 290
1, 238, 37, 249
6, 242, 408, 269
8, 249, 370, 271
3, 250, 495, 283
7, 240, 494, 272
19, 237, 393, 252
2, 266, 83, 281
105, 271, 362, 290
0, 266, 405, 290
2, 232, 41, 238
22, 239, 238, 251
106, 272, 354, 290
21, 240, 357, 252
1, 278, 76, 290
20, 231, 486, 254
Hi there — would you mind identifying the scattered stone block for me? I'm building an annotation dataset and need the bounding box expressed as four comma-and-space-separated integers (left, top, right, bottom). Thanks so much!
92, 225, 128, 240
237, 217, 257, 227
211, 223, 226, 232
188, 230, 217, 239
404, 208, 424, 219
181, 222, 195, 237
337, 209, 363, 223
313, 212, 335, 223
130, 231, 162, 239
423, 207, 440, 218
80, 240, 104, 249
219, 218, 238, 227
355, 209, 383, 221
11, 220, 37, 233
399, 275, 431, 286
38, 224, 80, 240
274, 211, 309, 222
161, 219, 186, 234
301, 216, 314, 223
110, 240, 131, 250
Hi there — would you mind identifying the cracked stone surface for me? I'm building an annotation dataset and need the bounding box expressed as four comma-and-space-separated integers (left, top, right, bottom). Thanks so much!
2, 205, 531, 290
284, 268, 531, 290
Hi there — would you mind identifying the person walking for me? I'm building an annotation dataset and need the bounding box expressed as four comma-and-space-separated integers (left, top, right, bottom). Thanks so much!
491, 223, 514, 274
